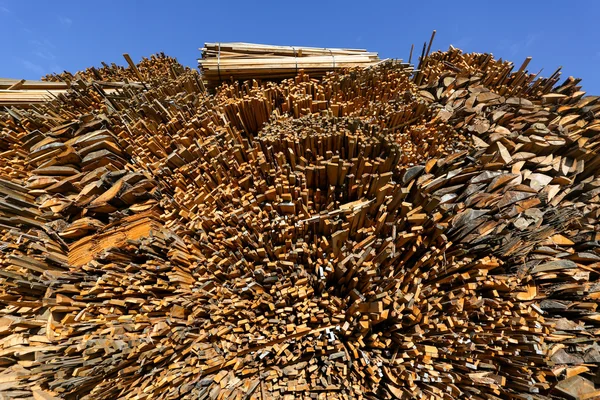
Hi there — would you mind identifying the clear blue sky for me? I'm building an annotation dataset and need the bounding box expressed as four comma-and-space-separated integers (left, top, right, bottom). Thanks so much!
1, 0, 599, 94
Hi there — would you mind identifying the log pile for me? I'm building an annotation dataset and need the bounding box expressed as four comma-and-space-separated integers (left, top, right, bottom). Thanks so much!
198, 43, 397, 89
0, 44, 599, 400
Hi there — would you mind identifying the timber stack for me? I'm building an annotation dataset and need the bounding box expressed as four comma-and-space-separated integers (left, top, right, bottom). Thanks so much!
0, 41, 599, 400
198, 42, 395, 89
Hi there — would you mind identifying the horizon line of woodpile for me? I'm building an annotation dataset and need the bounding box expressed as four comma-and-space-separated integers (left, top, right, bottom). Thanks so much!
0, 38, 599, 399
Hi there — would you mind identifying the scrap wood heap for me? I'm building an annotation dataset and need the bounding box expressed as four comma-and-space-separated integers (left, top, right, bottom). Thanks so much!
0, 44, 599, 400
43, 52, 190, 84
0, 54, 192, 108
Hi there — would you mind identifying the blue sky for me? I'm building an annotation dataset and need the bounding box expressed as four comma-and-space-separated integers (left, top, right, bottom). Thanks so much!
1, 0, 599, 94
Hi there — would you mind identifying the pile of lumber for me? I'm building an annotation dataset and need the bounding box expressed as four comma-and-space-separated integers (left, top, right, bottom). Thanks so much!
0, 79, 68, 91
0, 54, 187, 107
198, 42, 397, 88
0, 79, 69, 107
0, 53, 189, 108
0, 43, 599, 400
43, 53, 189, 84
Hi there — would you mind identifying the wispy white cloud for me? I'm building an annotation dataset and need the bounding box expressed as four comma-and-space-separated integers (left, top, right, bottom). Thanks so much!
33, 50, 56, 60
0, 6, 34, 34
29, 39, 57, 61
0, 5, 28, 29
500, 33, 540, 57
49, 64, 65, 74
508, 43, 521, 57
525, 34, 537, 48
2, 7, 60, 77
452, 37, 473, 49
22, 59, 45, 76
58, 15, 72, 27
29, 39, 56, 49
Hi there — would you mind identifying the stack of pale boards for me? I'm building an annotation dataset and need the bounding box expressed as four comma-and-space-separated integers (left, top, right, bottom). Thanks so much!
198, 42, 413, 88
0, 43, 599, 400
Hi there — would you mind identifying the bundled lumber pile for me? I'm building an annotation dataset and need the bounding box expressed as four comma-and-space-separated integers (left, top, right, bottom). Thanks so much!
198, 42, 398, 88
0, 79, 69, 107
0, 43, 599, 400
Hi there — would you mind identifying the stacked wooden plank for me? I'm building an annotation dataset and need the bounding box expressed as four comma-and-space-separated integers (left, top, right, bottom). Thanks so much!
0, 79, 68, 90
0, 79, 69, 107
0, 45, 599, 400
198, 42, 401, 88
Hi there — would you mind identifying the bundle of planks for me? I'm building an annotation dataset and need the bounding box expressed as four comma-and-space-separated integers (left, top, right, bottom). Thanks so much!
0, 44, 599, 400
0, 79, 69, 107
198, 42, 395, 88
